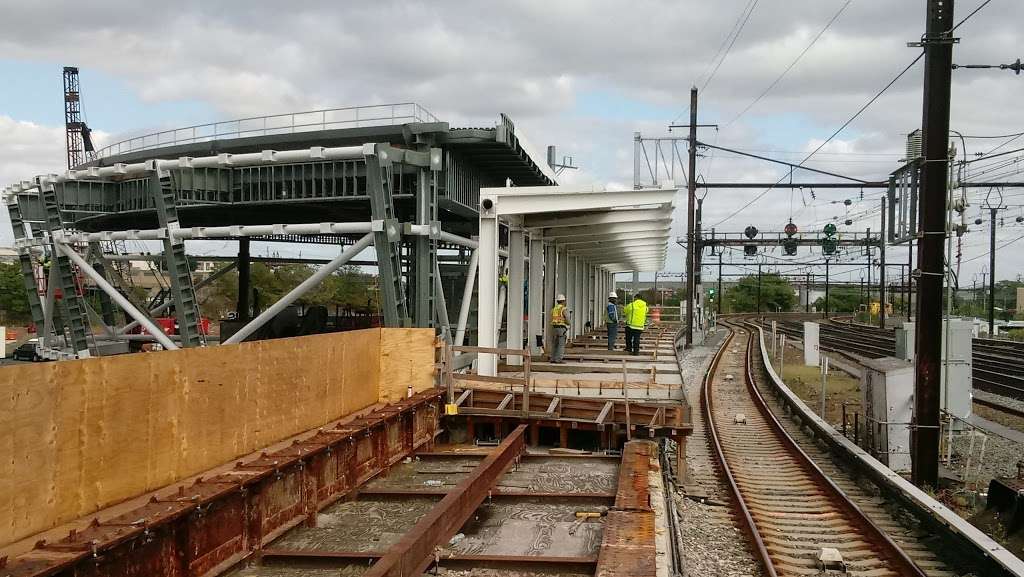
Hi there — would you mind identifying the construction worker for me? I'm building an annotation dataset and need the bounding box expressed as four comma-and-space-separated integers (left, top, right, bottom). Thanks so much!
622, 295, 648, 356
550, 294, 570, 363
606, 291, 619, 351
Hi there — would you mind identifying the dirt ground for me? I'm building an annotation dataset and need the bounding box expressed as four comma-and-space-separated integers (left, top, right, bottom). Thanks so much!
774, 343, 861, 429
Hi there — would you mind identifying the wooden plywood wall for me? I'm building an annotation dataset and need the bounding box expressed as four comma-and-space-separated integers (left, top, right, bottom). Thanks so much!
378, 328, 437, 404
0, 327, 436, 548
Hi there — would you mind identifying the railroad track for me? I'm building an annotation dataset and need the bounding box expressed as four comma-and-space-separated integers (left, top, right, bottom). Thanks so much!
704, 321, 931, 577
764, 318, 1024, 405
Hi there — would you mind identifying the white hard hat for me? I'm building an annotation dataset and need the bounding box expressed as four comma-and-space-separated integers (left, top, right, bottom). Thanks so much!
609, 291, 618, 298
556, 294, 566, 301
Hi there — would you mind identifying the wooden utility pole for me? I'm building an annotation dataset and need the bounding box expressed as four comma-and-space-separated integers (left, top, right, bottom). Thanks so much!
912, 0, 954, 488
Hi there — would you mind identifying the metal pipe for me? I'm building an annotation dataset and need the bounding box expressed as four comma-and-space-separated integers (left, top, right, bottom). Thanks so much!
57, 221, 374, 243
222, 233, 373, 345
58, 244, 180, 350
433, 260, 452, 344
454, 248, 480, 347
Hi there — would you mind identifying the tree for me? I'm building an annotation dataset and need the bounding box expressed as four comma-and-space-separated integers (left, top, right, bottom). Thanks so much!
0, 262, 30, 323
725, 273, 796, 313
813, 287, 861, 313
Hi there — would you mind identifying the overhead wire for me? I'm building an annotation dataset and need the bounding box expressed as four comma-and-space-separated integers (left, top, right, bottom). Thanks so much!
710, 51, 925, 229
699, 0, 761, 93
726, 0, 854, 127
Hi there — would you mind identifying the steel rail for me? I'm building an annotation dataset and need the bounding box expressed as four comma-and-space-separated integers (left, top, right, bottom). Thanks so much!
737, 321, 928, 577
705, 318, 928, 577
699, 325, 781, 577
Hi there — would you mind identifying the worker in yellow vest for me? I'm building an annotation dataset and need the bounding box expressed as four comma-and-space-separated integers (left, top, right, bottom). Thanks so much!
549, 294, 570, 363
622, 296, 648, 355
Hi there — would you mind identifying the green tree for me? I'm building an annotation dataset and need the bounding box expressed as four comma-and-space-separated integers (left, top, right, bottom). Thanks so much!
0, 262, 30, 323
725, 273, 796, 313
813, 287, 861, 313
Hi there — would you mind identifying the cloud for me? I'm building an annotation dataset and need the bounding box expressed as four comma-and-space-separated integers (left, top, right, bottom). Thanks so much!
0, 0, 1021, 279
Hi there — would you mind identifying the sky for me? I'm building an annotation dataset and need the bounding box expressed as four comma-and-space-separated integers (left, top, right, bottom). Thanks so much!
1, 0, 1022, 287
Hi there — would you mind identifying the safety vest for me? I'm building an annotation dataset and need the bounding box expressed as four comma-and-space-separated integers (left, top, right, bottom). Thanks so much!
607, 302, 618, 324
623, 299, 648, 330
550, 304, 568, 327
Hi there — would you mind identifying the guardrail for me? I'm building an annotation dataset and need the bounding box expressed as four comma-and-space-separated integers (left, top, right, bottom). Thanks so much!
94, 103, 440, 160
751, 321, 1024, 577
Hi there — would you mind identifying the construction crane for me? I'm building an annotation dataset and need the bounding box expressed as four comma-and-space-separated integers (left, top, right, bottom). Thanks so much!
63, 66, 95, 169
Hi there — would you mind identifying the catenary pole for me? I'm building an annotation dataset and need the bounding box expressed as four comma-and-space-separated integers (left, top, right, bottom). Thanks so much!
685, 86, 698, 348
912, 0, 954, 488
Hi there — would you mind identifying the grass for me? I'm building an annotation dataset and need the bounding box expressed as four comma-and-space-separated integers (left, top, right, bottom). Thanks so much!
774, 343, 861, 427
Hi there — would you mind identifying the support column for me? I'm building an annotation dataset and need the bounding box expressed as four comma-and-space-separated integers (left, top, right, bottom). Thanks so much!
40, 181, 90, 356
685, 86, 698, 348
454, 248, 479, 347
85, 242, 118, 327
149, 171, 203, 347
631, 271, 639, 300
237, 238, 251, 321
543, 242, 557, 356
7, 203, 45, 332
566, 255, 577, 338
507, 227, 526, 364
880, 198, 887, 329
675, 436, 688, 484
366, 146, 409, 327
477, 207, 500, 376
912, 0, 954, 488
413, 164, 438, 328
528, 235, 544, 355
433, 260, 451, 343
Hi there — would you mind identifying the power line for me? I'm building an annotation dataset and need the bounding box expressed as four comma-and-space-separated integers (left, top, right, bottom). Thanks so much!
701, 0, 761, 93
726, 0, 853, 127
711, 51, 925, 228
950, 0, 995, 32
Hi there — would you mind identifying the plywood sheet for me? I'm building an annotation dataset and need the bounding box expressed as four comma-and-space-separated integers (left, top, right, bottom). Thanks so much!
378, 328, 436, 404
0, 327, 417, 548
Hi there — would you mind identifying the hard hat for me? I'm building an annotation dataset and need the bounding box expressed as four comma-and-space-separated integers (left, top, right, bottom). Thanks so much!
556, 294, 566, 301
608, 291, 618, 298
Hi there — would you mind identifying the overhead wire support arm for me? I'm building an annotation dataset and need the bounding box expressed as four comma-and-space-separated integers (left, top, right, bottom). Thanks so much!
693, 141, 877, 184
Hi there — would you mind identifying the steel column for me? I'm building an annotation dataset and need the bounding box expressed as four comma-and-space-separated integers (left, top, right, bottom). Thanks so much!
433, 260, 452, 343
528, 236, 544, 354
366, 146, 409, 327
237, 238, 251, 321
40, 181, 90, 356
477, 210, 500, 375
685, 86, 698, 348
508, 227, 526, 364
912, 0, 954, 488
543, 242, 557, 355
880, 199, 887, 328
149, 171, 203, 347
6, 203, 45, 331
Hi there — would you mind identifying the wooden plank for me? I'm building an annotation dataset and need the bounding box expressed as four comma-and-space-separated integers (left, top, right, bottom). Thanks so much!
546, 397, 560, 415
379, 328, 436, 404
596, 401, 615, 425
455, 373, 526, 386
496, 394, 514, 410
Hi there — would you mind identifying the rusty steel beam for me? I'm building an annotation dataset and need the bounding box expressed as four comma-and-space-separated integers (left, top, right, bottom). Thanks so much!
262, 549, 597, 568
356, 487, 616, 500
2, 389, 443, 577
363, 424, 528, 577
595, 441, 659, 577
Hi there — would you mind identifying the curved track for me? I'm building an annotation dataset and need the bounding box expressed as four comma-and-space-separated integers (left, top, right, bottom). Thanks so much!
703, 322, 928, 577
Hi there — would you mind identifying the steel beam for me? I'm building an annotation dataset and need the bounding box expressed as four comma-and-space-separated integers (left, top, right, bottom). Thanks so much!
41, 181, 91, 357
524, 207, 671, 229
363, 424, 527, 577
150, 171, 203, 347
223, 234, 373, 345
507, 227, 526, 364
453, 248, 479, 347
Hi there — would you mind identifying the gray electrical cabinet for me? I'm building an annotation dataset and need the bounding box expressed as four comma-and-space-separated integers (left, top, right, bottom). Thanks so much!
861, 357, 914, 473
940, 318, 973, 422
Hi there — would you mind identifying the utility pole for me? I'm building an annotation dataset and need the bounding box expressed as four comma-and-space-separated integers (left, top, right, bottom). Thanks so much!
880, 199, 887, 328
989, 207, 997, 334
685, 86, 698, 348
717, 252, 723, 315
824, 259, 831, 319
756, 263, 762, 316
912, 0, 954, 489
806, 272, 811, 313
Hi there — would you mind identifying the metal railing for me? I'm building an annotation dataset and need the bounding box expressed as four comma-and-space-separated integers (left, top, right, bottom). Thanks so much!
95, 103, 440, 160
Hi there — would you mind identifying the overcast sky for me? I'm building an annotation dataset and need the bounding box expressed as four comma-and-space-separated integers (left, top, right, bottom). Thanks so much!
1, 0, 1022, 286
